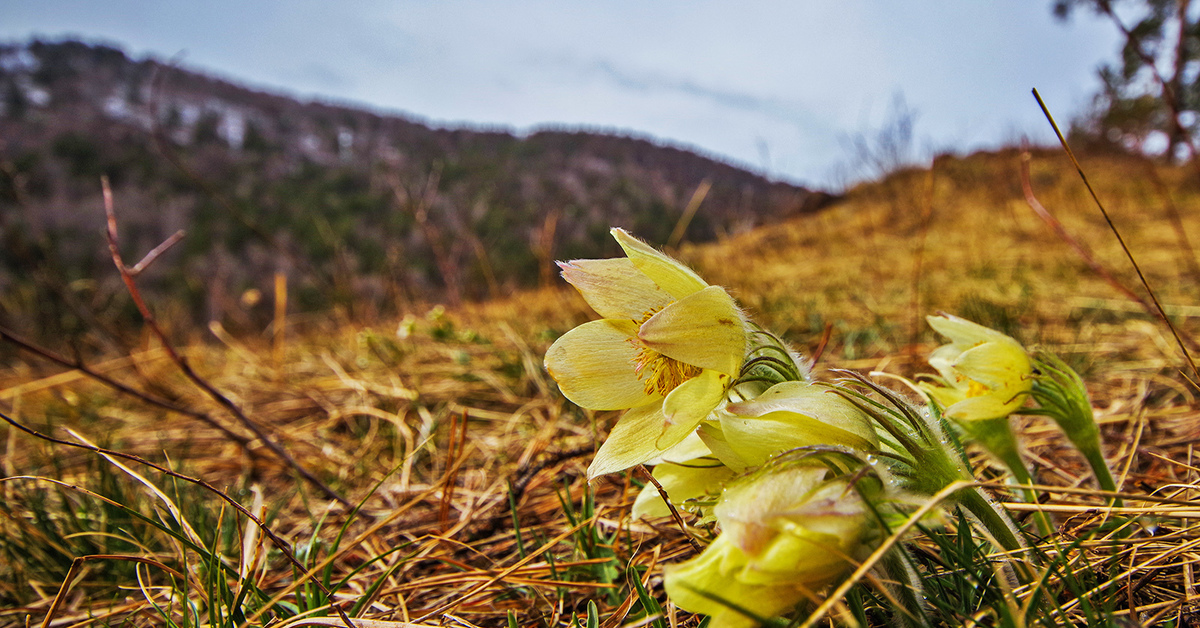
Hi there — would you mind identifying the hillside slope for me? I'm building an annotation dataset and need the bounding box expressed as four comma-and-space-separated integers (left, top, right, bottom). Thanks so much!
0, 39, 824, 339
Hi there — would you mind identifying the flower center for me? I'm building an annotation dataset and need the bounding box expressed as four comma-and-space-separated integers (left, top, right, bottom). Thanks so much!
966, 379, 990, 398
632, 344, 702, 396
630, 308, 701, 396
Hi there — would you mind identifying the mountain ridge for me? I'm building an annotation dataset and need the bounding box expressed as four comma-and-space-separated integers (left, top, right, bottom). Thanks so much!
0, 38, 829, 342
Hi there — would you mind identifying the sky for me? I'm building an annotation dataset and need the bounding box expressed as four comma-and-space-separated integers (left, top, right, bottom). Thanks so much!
0, 1, 1122, 189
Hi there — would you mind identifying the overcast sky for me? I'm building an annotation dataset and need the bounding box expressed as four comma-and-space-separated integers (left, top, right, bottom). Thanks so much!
1, 1, 1121, 189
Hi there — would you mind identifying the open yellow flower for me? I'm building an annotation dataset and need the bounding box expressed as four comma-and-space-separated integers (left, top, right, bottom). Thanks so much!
664, 465, 870, 627
544, 228, 747, 479
918, 314, 1033, 422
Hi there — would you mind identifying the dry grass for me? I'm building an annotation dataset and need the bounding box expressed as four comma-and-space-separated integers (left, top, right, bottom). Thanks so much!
2, 148, 1200, 626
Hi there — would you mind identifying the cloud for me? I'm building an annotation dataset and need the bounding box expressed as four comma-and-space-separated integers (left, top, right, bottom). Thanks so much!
536, 54, 832, 138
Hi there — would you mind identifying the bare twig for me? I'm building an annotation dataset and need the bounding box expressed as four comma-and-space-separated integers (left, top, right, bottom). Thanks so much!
389, 166, 463, 306
667, 179, 711, 250
127, 229, 186, 277
1030, 90, 1200, 385
0, 323, 254, 448
1142, 159, 1200, 286
1019, 152, 1147, 307
638, 464, 703, 554
101, 178, 350, 507
1091, 1, 1200, 171
0, 409, 355, 628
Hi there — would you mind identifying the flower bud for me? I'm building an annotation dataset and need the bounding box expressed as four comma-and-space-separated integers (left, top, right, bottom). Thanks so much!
664, 465, 871, 627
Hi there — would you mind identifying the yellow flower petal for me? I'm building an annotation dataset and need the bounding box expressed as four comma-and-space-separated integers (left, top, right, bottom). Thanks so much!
722, 384, 878, 465
697, 421, 752, 472
927, 313, 1010, 347
659, 369, 729, 449
954, 341, 1033, 392
588, 403, 669, 480
917, 380, 967, 409
664, 535, 807, 628
631, 457, 733, 519
927, 343, 967, 385
721, 412, 877, 467
639, 286, 746, 375
544, 319, 657, 411
945, 392, 1024, 422
611, 227, 707, 299
645, 430, 712, 465
724, 382, 879, 449
557, 257, 672, 320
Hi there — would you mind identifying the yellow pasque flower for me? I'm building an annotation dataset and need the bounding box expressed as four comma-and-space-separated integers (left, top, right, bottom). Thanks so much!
664, 465, 870, 628
544, 228, 747, 479
918, 314, 1033, 422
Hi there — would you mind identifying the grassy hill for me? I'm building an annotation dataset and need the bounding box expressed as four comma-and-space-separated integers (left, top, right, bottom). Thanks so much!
2, 146, 1199, 625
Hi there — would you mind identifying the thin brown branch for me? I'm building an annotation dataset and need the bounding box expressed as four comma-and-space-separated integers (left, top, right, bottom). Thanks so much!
1018, 152, 1147, 307
0, 323, 254, 448
1029, 90, 1200, 385
1142, 159, 1200, 286
1095, 3, 1200, 171
0, 410, 355, 628
102, 178, 351, 507
638, 464, 703, 555
128, 229, 186, 276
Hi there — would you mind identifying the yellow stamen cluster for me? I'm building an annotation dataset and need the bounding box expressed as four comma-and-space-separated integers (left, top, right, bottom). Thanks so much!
628, 309, 703, 396
632, 343, 702, 395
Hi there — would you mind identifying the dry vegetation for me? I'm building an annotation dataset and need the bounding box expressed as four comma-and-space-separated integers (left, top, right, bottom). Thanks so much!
2, 148, 1199, 627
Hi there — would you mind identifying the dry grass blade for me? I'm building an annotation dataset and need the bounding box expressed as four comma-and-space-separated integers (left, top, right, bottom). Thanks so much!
0, 409, 357, 628
1018, 152, 1147, 310
1030, 89, 1200, 387
0, 323, 255, 447
40, 555, 186, 628
798, 480, 976, 628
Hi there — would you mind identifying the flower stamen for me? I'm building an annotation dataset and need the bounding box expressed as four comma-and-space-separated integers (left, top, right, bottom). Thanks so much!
632, 342, 702, 395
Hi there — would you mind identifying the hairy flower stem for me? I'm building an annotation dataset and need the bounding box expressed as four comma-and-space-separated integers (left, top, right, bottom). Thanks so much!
964, 417, 1055, 537
956, 486, 1034, 581
1079, 442, 1121, 505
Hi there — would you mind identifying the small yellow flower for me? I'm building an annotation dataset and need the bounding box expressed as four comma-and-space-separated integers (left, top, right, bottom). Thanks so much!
544, 228, 747, 479
664, 465, 870, 627
918, 314, 1033, 422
